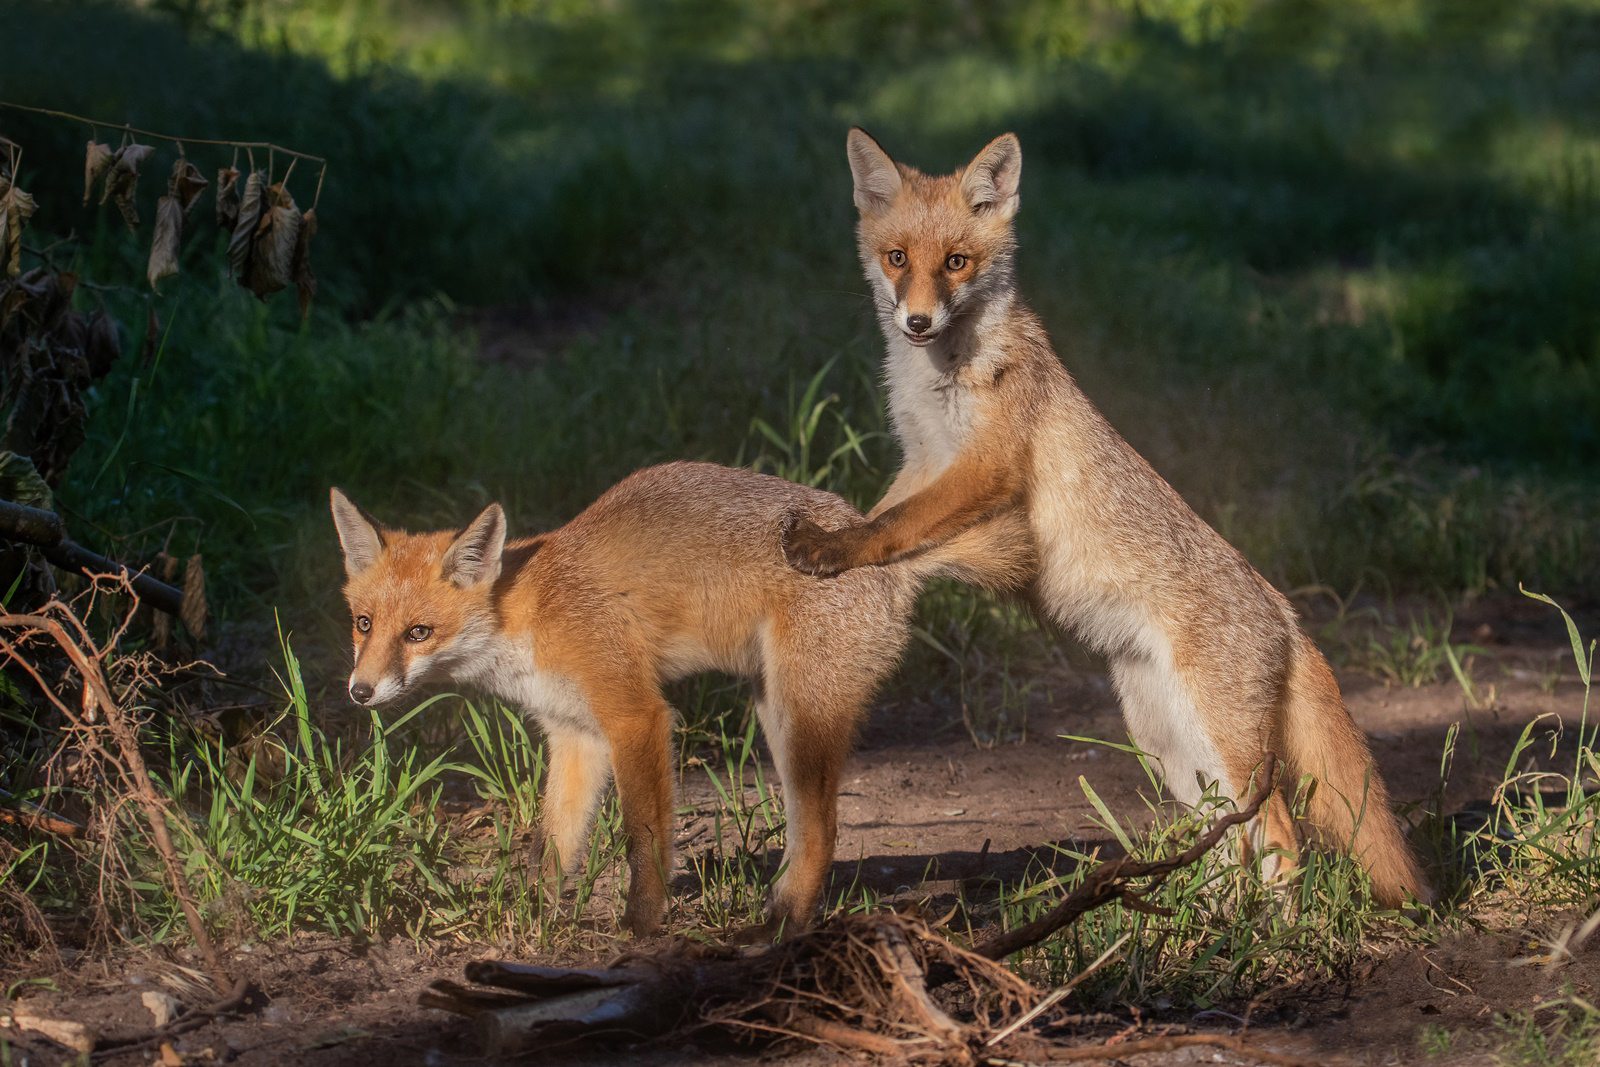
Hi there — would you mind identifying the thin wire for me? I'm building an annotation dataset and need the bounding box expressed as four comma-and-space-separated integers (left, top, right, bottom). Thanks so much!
0, 101, 327, 164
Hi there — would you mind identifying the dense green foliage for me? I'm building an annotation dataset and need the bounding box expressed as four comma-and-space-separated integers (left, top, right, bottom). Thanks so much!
0, 0, 1595, 634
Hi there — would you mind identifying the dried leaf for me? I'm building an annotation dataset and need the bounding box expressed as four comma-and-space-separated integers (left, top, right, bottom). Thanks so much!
226, 171, 265, 286
54, 310, 89, 367
85, 310, 121, 378
291, 207, 317, 316
83, 141, 114, 205
245, 181, 300, 299
215, 166, 241, 230
101, 142, 154, 231
147, 195, 183, 291
167, 157, 209, 217
0, 279, 25, 332
0, 175, 38, 278
181, 554, 207, 640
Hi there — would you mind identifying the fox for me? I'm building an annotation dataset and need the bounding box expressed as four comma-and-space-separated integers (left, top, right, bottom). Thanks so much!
331, 463, 1030, 936
782, 128, 1431, 907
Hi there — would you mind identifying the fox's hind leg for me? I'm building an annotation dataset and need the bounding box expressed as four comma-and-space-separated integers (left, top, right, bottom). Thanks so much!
755, 654, 861, 933
589, 682, 677, 937
1109, 650, 1299, 881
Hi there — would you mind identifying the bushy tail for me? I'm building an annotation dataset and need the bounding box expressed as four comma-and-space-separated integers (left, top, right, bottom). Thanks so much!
1283, 632, 1432, 907
900, 509, 1036, 594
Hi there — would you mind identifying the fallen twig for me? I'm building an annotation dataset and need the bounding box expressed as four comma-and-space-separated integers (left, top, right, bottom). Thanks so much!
0, 786, 84, 837
90, 977, 253, 1060
423, 757, 1281, 1061
970, 755, 1277, 966
0, 499, 185, 618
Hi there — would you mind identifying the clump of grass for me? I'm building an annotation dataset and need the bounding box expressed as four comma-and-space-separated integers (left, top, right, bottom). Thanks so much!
742, 359, 884, 500
1424, 999, 1600, 1067
1359, 609, 1487, 689
172, 633, 464, 941
1307, 593, 1491, 689
1489, 1000, 1600, 1067
685, 709, 787, 931
991, 750, 1393, 1010
1441, 590, 1597, 913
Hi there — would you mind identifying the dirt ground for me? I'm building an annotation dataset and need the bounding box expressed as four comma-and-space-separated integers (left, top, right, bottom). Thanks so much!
4, 594, 1596, 1066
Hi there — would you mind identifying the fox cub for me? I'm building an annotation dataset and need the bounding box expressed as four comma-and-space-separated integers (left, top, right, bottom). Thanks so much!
333, 462, 1029, 935
784, 129, 1430, 907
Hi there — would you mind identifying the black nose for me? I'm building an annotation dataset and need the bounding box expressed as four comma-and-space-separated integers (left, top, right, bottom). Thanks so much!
906, 314, 932, 335
349, 682, 374, 704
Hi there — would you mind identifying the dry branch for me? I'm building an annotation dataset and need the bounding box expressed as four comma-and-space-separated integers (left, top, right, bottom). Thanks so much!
970, 755, 1277, 966
0, 601, 229, 988
0, 498, 185, 618
423, 759, 1279, 1061
0, 786, 84, 837
89, 977, 253, 1061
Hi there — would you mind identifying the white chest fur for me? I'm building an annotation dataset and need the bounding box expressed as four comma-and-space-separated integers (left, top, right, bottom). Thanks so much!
453, 630, 596, 736
884, 336, 971, 472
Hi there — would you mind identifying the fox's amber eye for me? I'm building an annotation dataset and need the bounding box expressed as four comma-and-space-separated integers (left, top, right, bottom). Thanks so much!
886, 249, 906, 268
355, 615, 371, 633
946, 253, 968, 271
405, 625, 433, 642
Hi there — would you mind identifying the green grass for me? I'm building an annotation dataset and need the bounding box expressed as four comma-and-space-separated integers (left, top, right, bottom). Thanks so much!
988, 756, 1396, 1008
1423, 999, 1600, 1066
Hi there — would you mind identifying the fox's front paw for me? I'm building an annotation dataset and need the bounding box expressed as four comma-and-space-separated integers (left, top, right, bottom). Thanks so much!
782, 516, 859, 578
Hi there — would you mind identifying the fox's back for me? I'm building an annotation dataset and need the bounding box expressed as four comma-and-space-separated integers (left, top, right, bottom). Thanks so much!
522, 463, 914, 680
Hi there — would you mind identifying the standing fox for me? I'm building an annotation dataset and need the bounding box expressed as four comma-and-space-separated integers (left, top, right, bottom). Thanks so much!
783, 129, 1430, 907
332, 463, 1029, 936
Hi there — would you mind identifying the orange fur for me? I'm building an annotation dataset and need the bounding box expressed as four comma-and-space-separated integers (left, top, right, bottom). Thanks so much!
332, 464, 1031, 936
785, 129, 1430, 907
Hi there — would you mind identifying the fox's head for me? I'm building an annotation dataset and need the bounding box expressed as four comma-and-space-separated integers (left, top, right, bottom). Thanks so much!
846, 128, 1022, 351
330, 488, 505, 707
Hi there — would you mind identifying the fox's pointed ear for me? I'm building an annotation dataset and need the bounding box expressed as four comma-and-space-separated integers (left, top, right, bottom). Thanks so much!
960, 132, 1022, 220
847, 127, 902, 215
441, 503, 506, 589
331, 488, 385, 579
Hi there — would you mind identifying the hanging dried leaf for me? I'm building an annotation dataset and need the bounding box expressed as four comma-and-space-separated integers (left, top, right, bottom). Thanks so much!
0, 175, 38, 278
147, 195, 183, 291
101, 142, 154, 231
86, 310, 121, 377
83, 141, 114, 205
181, 554, 207, 640
291, 207, 317, 316
167, 157, 209, 217
226, 170, 265, 286
0, 280, 26, 332
215, 166, 241, 230
245, 181, 300, 299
